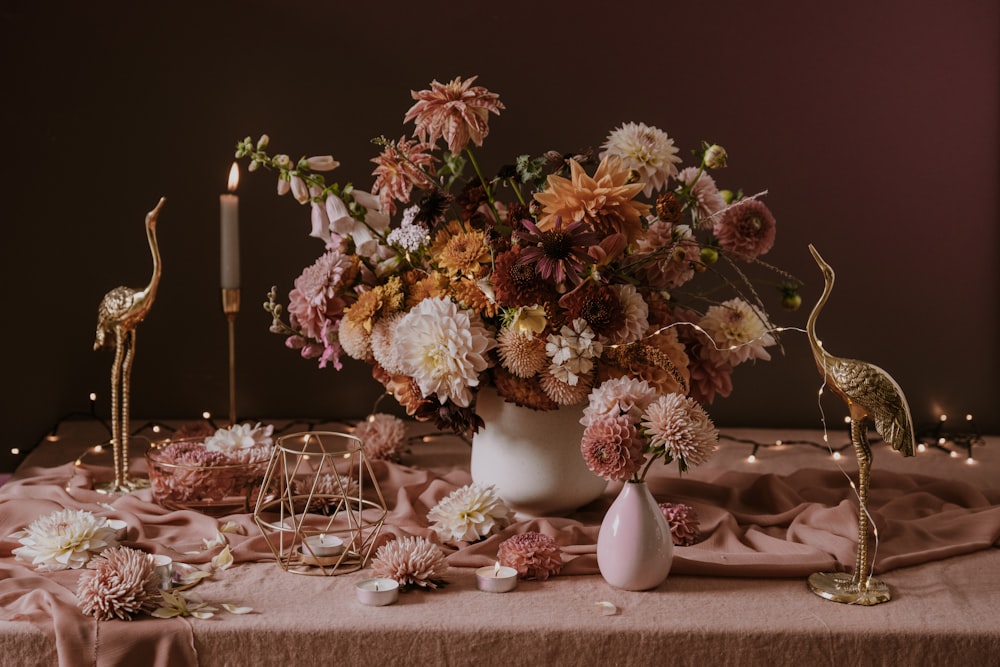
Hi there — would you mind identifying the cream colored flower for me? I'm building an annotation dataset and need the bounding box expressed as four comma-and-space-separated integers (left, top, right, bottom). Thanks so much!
699, 298, 776, 366
427, 483, 511, 543
600, 121, 682, 197
12, 509, 119, 572
395, 297, 494, 408
497, 327, 547, 378
204, 422, 274, 452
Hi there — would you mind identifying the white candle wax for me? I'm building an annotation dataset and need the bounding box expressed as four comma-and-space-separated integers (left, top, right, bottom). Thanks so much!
356, 578, 399, 606
220, 162, 240, 289
151, 554, 174, 589
303, 534, 345, 557
475, 563, 518, 593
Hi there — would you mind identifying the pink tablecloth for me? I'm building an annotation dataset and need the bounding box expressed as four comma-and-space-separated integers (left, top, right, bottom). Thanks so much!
2, 420, 999, 666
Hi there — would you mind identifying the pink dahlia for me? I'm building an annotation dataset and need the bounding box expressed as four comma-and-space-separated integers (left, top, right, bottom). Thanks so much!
659, 502, 701, 546
371, 135, 437, 216
403, 76, 504, 155
77, 546, 160, 620
676, 167, 726, 228
498, 532, 564, 580
580, 412, 645, 482
286, 248, 359, 368
712, 198, 776, 260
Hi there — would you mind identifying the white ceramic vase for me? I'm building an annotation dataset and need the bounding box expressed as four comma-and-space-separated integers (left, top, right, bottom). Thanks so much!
470, 389, 607, 516
597, 480, 674, 590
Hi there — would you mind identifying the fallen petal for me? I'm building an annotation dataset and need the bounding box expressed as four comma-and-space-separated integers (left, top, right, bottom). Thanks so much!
595, 601, 619, 616
222, 604, 254, 615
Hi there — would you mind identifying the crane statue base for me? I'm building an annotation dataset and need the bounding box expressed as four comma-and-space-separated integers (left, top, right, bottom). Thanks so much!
808, 572, 890, 606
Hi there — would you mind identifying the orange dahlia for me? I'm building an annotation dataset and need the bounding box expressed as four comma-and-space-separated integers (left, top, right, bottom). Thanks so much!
533, 156, 650, 243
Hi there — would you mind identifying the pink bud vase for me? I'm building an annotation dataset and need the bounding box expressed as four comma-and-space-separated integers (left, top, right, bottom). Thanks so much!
597, 480, 673, 590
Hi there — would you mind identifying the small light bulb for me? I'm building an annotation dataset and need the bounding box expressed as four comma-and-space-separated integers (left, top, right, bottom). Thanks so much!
367, 414, 376, 423
938, 437, 947, 445
152, 425, 161, 433
89, 392, 97, 402
965, 414, 973, 421
949, 451, 958, 458
843, 416, 851, 424
832, 452, 842, 461
965, 456, 975, 465
940, 414, 948, 422
774, 440, 783, 447
917, 443, 926, 453
202, 411, 212, 420
747, 454, 757, 463
10, 447, 19, 455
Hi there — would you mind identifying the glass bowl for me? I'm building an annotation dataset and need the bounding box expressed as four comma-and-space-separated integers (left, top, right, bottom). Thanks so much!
146, 437, 271, 516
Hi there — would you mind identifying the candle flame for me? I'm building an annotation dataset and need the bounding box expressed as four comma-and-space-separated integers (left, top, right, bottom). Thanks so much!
227, 162, 240, 192
493, 561, 501, 576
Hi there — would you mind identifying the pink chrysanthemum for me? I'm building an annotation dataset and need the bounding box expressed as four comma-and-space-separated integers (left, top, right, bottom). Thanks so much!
371, 535, 449, 590
641, 393, 719, 470
354, 413, 408, 461
498, 532, 564, 580
659, 502, 701, 546
77, 546, 160, 621
403, 76, 504, 155
580, 412, 645, 482
712, 198, 776, 260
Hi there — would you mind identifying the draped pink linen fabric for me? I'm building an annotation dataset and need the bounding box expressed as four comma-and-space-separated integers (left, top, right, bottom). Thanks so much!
2, 441, 999, 666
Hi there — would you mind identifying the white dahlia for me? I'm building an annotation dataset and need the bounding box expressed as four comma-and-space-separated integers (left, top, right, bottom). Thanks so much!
600, 121, 682, 197
427, 483, 511, 544
394, 297, 494, 408
12, 509, 120, 572
699, 298, 776, 366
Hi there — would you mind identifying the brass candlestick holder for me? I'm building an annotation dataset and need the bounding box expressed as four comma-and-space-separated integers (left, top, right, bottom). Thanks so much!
222, 287, 240, 425
92, 197, 166, 494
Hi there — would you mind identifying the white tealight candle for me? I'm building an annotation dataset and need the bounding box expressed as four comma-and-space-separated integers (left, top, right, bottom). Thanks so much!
355, 578, 400, 606
476, 562, 518, 593
303, 534, 345, 557
220, 162, 240, 289
151, 554, 174, 589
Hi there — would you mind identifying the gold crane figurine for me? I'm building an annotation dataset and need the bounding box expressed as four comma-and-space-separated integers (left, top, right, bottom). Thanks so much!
805, 244, 915, 605
93, 197, 165, 494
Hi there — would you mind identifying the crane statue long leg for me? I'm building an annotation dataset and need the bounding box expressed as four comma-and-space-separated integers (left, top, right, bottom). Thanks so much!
94, 198, 165, 494
805, 244, 914, 605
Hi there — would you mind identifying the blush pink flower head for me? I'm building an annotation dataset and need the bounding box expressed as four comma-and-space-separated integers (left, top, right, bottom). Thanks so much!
712, 198, 776, 260
580, 412, 645, 481
659, 502, 701, 546
404, 76, 504, 155
498, 532, 564, 580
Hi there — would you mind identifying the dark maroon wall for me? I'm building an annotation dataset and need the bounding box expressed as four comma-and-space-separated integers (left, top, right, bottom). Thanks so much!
1, 1, 997, 469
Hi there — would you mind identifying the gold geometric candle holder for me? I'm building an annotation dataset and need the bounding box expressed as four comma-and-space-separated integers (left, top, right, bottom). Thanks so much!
253, 431, 387, 576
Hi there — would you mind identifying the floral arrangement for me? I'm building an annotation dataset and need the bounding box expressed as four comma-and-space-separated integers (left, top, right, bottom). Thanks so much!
11, 508, 120, 572
239, 75, 799, 434
580, 376, 719, 482
146, 422, 274, 506
497, 531, 563, 580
